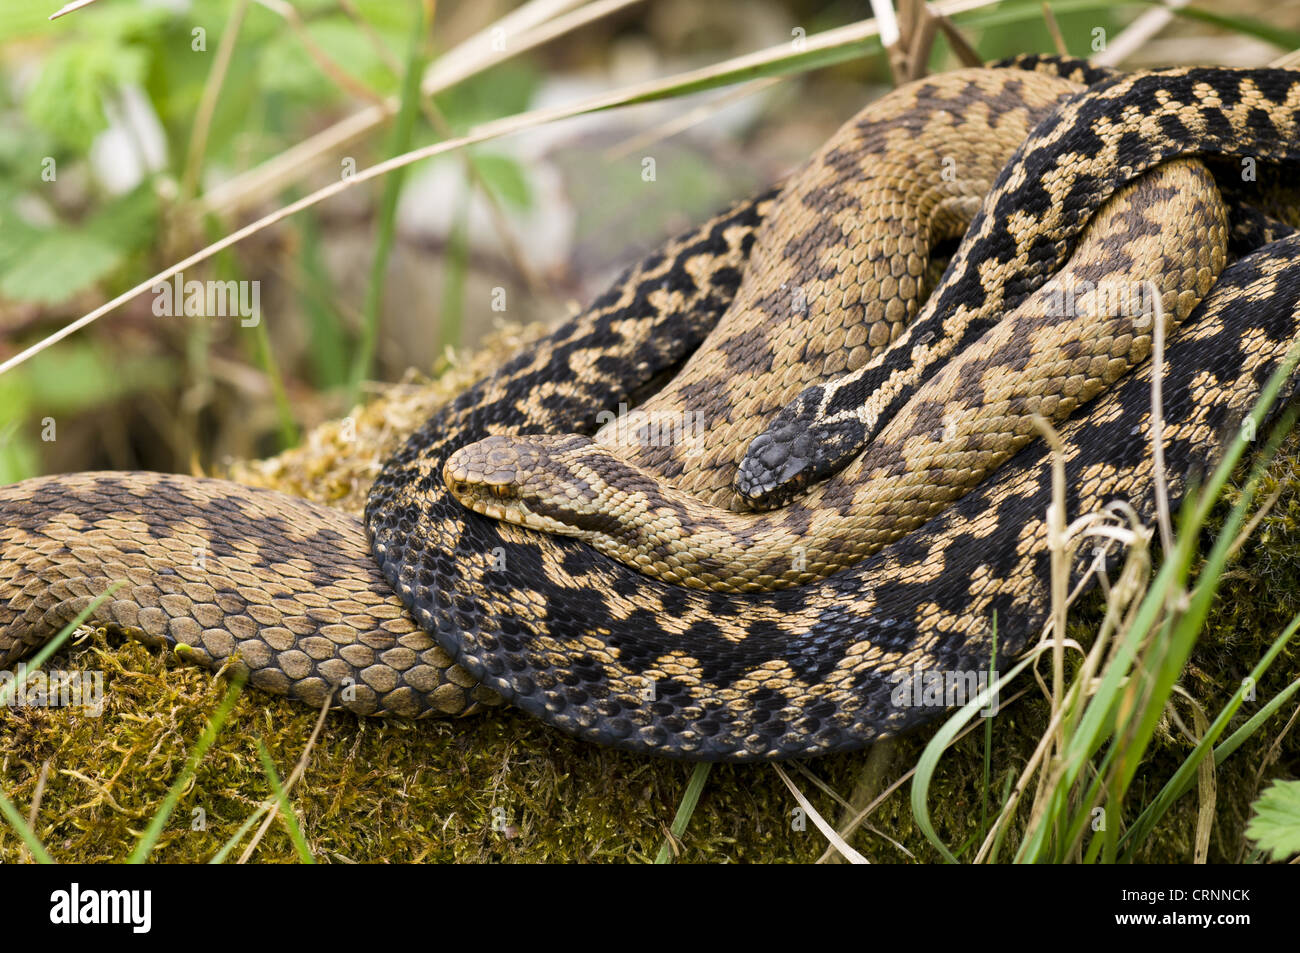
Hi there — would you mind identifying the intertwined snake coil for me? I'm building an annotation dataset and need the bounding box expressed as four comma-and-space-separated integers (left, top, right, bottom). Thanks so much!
3, 55, 1300, 761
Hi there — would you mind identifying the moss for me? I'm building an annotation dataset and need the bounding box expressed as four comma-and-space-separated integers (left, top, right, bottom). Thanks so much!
2, 324, 1298, 863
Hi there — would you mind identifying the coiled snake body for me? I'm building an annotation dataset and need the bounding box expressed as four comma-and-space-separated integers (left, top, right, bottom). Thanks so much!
4, 57, 1300, 760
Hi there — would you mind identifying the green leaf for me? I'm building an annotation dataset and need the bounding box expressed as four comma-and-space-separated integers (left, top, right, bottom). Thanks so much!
433, 62, 539, 132
64, 2, 173, 39
258, 15, 399, 101
85, 184, 160, 256
351, 0, 417, 32
24, 40, 149, 149
0, 211, 41, 273
2, 340, 173, 415
1247, 780, 1300, 860
0, 122, 57, 183
0, 229, 123, 304
470, 152, 532, 209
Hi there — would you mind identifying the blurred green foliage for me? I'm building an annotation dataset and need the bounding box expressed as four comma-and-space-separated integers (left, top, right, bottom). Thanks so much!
0, 0, 537, 476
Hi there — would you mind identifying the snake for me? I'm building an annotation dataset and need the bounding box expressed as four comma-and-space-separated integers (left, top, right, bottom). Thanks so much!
442, 154, 1227, 589
4, 57, 1300, 761
734, 63, 1300, 508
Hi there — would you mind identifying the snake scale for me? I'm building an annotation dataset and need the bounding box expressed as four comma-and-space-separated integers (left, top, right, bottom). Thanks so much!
4, 56, 1300, 761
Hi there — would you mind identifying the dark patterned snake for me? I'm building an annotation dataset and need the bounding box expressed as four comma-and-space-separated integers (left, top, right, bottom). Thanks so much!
3, 56, 1300, 761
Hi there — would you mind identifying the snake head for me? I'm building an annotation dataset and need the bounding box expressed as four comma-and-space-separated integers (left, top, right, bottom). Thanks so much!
734, 391, 866, 510
443, 433, 603, 537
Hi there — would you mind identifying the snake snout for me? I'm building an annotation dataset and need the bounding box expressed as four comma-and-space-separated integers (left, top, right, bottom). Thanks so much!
734, 424, 820, 509
443, 433, 600, 527
737, 413, 870, 509
444, 437, 521, 493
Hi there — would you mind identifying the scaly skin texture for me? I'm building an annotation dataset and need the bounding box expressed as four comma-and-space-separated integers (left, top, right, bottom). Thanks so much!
366, 64, 1300, 759
443, 157, 1227, 590
3, 59, 1300, 761
0, 471, 502, 717
542, 68, 1087, 514
369, 229, 1300, 761
736, 66, 1300, 507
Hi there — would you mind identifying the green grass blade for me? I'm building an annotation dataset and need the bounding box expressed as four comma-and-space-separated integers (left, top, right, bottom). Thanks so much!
255, 739, 315, 863
349, 1, 429, 402
987, 770, 1018, 863
249, 315, 299, 450
296, 208, 351, 388
654, 762, 712, 863
1020, 341, 1300, 861
1120, 608, 1300, 858
1156, 2, 1300, 50
1212, 677, 1300, 765
913, 648, 1042, 863
208, 803, 273, 865
0, 787, 53, 863
0, 581, 123, 707
1104, 404, 1300, 807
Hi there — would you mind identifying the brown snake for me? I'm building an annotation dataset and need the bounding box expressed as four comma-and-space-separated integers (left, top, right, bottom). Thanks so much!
4, 57, 1300, 760
442, 156, 1226, 590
